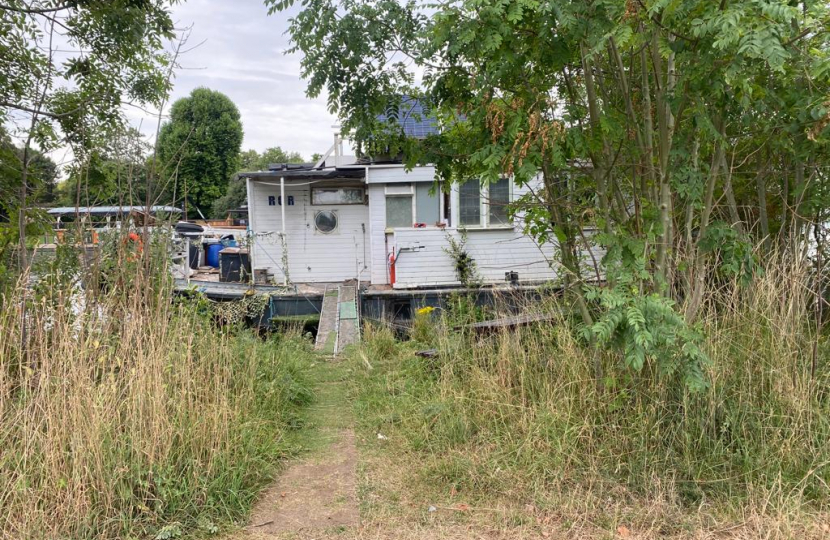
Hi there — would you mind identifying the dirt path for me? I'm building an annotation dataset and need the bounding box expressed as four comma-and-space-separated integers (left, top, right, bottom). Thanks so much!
223, 353, 816, 540
231, 360, 359, 539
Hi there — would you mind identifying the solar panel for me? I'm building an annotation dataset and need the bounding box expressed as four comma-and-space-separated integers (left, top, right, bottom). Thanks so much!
376, 98, 439, 138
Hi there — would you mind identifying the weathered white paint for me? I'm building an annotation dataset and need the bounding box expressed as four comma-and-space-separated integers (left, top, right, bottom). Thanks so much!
248, 180, 370, 283
247, 167, 589, 288
367, 183, 389, 284
372, 170, 563, 288
365, 165, 436, 184
391, 226, 559, 288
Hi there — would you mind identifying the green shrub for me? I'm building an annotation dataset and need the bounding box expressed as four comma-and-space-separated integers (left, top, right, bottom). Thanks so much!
350, 258, 830, 513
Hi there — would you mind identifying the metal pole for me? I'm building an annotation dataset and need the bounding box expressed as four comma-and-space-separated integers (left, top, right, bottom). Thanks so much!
280, 176, 287, 286
186, 237, 191, 286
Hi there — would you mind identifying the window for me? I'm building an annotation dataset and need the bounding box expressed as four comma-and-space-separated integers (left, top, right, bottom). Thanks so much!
457, 178, 512, 227
311, 187, 364, 205
488, 177, 510, 225
385, 184, 414, 228
459, 180, 481, 226
314, 210, 338, 233
415, 183, 440, 225
386, 196, 413, 228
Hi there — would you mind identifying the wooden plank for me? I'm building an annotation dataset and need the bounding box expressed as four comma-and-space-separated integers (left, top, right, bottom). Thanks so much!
314, 288, 339, 353
336, 285, 360, 353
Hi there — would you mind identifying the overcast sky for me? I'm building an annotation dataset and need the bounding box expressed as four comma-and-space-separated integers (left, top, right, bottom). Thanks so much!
131, 0, 339, 160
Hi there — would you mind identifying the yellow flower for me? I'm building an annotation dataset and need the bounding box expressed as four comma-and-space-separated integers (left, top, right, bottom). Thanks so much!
416, 306, 435, 315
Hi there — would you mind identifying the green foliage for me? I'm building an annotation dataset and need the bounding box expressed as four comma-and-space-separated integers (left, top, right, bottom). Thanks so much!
442, 292, 489, 328
0, 128, 58, 212
274, 0, 830, 331
30, 233, 82, 297
588, 230, 709, 391
0, 274, 316, 539
1, 1, 176, 279
157, 88, 244, 216
698, 221, 762, 285
95, 227, 172, 295
410, 306, 437, 345
350, 264, 830, 513
0, 1, 176, 152
212, 147, 306, 218
584, 285, 709, 392
57, 127, 152, 207
153, 523, 182, 540
211, 177, 248, 219
239, 147, 306, 171
442, 228, 480, 287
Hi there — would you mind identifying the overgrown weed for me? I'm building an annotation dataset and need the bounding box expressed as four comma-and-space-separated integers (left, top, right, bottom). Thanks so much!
350, 255, 830, 535
0, 239, 315, 539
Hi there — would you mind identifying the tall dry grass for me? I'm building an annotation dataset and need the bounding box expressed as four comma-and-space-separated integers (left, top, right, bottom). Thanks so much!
353, 255, 830, 533
0, 262, 313, 539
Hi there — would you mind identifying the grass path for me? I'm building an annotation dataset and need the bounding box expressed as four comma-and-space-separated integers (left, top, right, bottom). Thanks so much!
228, 358, 359, 539
224, 352, 548, 540
225, 338, 830, 540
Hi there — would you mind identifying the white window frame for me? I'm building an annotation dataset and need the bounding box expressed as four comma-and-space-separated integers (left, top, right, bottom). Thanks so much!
385, 183, 415, 229
485, 177, 513, 227
313, 209, 339, 234
311, 186, 365, 206
451, 178, 513, 229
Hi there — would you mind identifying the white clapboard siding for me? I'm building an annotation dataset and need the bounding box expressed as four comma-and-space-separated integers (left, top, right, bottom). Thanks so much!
367, 184, 390, 284
249, 181, 371, 283
392, 227, 560, 288
367, 170, 558, 287
366, 165, 436, 184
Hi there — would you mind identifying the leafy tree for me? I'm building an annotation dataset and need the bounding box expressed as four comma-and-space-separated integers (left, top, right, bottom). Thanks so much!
240, 146, 305, 171
57, 127, 152, 208
0, 0, 177, 268
0, 128, 57, 217
271, 0, 830, 388
157, 88, 244, 218
212, 146, 305, 218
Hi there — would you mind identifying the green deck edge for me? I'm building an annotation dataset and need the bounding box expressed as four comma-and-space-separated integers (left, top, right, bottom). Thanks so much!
338, 302, 357, 320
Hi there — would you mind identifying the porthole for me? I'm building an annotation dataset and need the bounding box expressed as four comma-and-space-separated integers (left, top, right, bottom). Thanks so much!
314, 210, 338, 234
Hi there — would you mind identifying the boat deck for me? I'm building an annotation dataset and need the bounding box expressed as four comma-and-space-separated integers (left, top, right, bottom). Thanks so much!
173, 277, 334, 299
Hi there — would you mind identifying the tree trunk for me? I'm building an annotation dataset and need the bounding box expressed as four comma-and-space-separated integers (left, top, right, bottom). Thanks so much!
719, 152, 743, 234
580, 41, 613, 233
650, 32, 676, 289
640, 36, 657, 204
17, 150, 30, 271
755, 159, 770, 250
685, 138, 725, 322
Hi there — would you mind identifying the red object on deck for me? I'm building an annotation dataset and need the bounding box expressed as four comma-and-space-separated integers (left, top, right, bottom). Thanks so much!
388, 252, 396, 286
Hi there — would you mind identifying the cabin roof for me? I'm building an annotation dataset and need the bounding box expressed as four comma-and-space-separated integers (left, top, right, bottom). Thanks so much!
240, 165, 364, 181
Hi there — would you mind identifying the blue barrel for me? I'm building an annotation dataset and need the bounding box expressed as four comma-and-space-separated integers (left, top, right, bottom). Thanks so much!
206, 243, 222, 268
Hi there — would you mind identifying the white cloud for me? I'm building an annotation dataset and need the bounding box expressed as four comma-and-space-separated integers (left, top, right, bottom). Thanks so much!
34, 0, 340, 178
138, 0, 338, 160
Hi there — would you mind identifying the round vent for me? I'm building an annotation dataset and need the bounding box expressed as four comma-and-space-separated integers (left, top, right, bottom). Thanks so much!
314, 210, 338, 234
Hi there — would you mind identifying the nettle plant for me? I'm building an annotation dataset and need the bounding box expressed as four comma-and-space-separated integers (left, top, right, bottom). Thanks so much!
583, 233, 709, 392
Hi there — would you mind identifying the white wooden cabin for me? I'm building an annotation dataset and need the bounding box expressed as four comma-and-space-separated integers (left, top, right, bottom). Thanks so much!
243, 155, 561, 290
